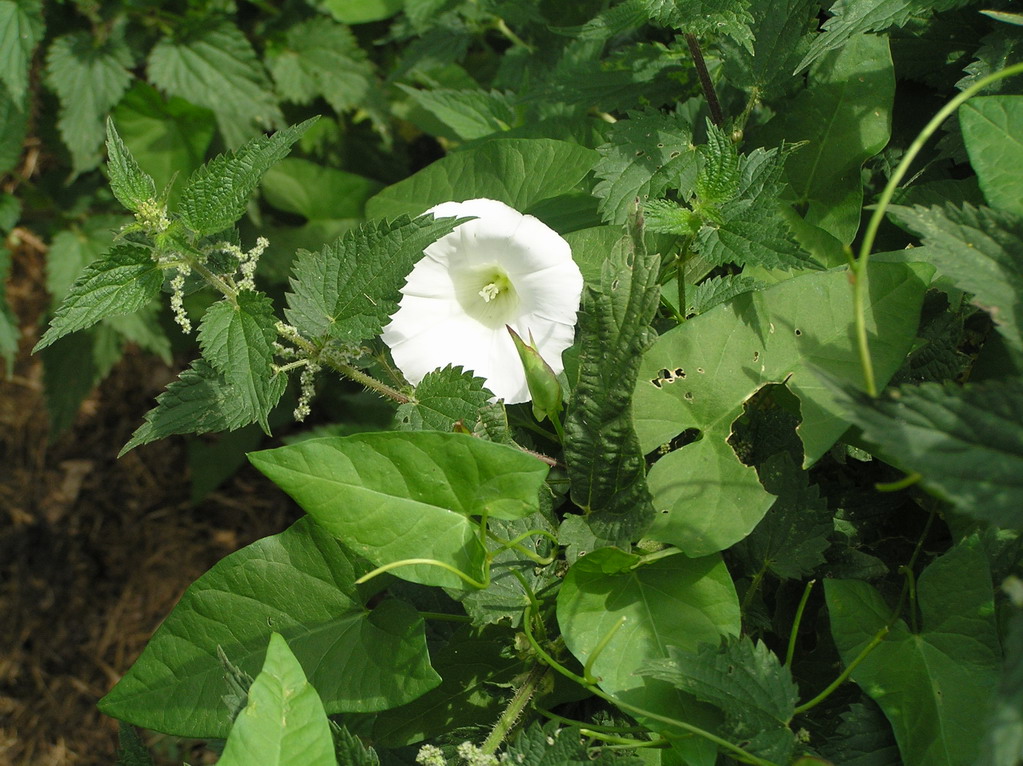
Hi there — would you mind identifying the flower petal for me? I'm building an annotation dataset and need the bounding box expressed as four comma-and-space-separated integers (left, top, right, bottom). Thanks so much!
383, 198, 582, 405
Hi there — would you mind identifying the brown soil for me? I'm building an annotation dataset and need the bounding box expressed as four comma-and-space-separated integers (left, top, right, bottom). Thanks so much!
1, 222, 300, 764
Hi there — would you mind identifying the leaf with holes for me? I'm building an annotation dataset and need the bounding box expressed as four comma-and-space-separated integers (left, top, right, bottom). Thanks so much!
633, 263, 928, 556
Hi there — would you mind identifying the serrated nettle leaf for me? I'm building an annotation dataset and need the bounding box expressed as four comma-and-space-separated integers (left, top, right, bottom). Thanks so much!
197, 292, 282, 432
218, 633, 335, 766
365, 139, 597, 220
722, 0, 816, 98
685, 274, 764, 318
284, 214, 463, 347
696, 122, 741, 204
330, 720, 381, 766
831, 378, 1023, 530
797, 0, 967, 72
147, 21, 282, 147
756, 33, 894, 244
959, 96, 1023, 217
394, 365, 494, 432
45, 214, 130, 302
111, 82, 217, 206
0, 81, 28, 175
633, 263, 928, 556
99, 517, 439, 737
593, 110, 699, 225
644, 0, 755, 53
34, 245, 163, 352
106, 118, 157, 214
176, 117, 316, 236
557, 547, 739, 765
269, 19, 376, 115
458, 511, 558, 628
120, 358, 275, 455
637, 636, 798, 763
564, 222, 659, 543
826, 538, 1001, 766
46, 32, 134, 175
887, 203, 1023, 352
823, 700, 901, 766
249, 432, 549, 588
0, 0, 43, 102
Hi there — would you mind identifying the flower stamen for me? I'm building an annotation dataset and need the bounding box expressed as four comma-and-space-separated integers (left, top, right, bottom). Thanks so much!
479, 282, 501, 302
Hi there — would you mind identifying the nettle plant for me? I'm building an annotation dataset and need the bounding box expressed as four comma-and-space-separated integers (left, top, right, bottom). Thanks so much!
29, 1, 1023, 765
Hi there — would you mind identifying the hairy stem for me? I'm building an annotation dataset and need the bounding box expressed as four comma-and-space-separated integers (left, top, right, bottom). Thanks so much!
785, 579, 816, 667
481, 663, 548, 754
792, 625, 890, 715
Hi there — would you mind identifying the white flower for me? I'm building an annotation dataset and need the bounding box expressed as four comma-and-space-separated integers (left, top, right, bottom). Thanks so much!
382, 198, 583, 404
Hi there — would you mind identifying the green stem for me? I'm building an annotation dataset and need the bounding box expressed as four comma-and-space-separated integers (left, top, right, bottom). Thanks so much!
189, 258, 238, 304
537, 708, 646, 734
875, 472, 922, 492
487, 528, 559, 565
331, 360, 410, 404
792, 624, 890, 715
852, 61, 1023, 396
418, 611, 473, 623
581, 731, 665, 747
520, 607, 780, 766
741, 564, 768, 614
785, 579, 816, 667
583, 616, 627, 684
481, 663, 548, 755
354, 558, 488, 589
549, 408, 566, 443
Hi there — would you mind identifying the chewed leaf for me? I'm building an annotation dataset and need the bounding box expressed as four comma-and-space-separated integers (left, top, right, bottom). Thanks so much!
634, 262, 928, 556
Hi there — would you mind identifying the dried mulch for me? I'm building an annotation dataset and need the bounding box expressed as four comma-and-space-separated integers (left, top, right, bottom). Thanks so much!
1, 220, 300, 764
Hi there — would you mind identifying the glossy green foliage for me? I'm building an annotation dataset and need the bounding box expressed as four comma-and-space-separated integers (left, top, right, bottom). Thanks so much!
960, 96, 1023, 216
218, 633, 335, 766
99, 517, 439, 738
365, 139, 597, 220
249, 432, 549, 588
757, 33, 895, 243
835, 379, 1023, 529
827, 539, 1001, 766
633, 263, 928, 556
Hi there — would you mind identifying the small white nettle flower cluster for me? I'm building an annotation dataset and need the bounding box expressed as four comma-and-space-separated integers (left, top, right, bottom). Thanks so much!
134, 198, 171, 233
163, 238, 269, 334
215, 236, 268, 292
169, 264, 192, 334
414, 742, 507, 766
383, 198, 583, 404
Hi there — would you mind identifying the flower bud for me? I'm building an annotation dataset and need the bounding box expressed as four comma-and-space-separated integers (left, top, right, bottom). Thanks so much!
507, 326, 562, 422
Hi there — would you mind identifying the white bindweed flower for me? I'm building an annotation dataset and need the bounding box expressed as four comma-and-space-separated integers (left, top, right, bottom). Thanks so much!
382, 198, 583, 404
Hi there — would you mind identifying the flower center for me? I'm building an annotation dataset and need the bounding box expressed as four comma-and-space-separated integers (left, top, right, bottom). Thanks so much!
454, 265, 519, 328
478, 272, 512, 302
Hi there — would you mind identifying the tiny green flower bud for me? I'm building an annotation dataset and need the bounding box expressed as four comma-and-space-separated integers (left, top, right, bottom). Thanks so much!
507, 326, 562, 422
